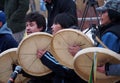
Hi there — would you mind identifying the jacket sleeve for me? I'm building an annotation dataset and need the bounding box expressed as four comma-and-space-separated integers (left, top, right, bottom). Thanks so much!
40, 51, 75, 78
98, 33, 120, 76
105, 63, 120, 76
5, 35, 18, 49
98, 32, 120, 53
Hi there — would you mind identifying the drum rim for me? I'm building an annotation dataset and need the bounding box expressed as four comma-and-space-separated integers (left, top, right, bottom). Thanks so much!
51, 29, 93, 69
0, 48, 28, 82
73, 47, 120, 82
17, 32, 52, 76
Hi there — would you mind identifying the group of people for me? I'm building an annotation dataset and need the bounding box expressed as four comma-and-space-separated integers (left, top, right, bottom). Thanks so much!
0, 0, 120, 83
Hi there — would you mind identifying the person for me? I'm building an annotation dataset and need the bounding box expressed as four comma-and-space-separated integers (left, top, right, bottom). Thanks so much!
95, 0, 120, 76
22, 11, 54, 83
25, 11, 46, 35
0, 11, 18, 53
43, 0, 78, 33
36, 13, 87, 83
4, 0, 29, 43
68, 0, 120, 76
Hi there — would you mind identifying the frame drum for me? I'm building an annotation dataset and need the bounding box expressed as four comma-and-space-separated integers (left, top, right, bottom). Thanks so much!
0, 48, 29, 83
52, 29, 93, 69
18, 32, 52, 76
74, 47, 120, 83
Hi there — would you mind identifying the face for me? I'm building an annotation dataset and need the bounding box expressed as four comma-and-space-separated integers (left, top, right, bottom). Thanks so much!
26, 21, 42, 35
51, 24, 62, 35
43, 0, 52, 3
100, 11, 111, 26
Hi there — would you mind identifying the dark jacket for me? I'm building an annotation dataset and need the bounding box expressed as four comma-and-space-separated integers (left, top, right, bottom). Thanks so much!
40, 51, 87, 83
0, 23, 18, 53
45, 0, 78, 33
26, 72, 54, 83
4, 0, 29, 33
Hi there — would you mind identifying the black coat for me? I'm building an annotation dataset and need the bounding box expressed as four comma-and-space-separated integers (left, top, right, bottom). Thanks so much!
46, 0, 78, 33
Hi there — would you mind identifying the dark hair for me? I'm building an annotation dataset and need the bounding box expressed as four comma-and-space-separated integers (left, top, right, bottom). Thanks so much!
108, 9, 120, 23
25, 11, 46, 32
53, 13, 78, 29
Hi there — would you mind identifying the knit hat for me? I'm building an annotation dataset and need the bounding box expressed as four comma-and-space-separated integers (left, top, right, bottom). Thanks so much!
0, 11, 6, 24
96, 0, 120, 14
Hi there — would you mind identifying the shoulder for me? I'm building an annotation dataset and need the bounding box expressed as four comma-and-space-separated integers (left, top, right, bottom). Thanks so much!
103, 32, 118, 39
3, 34, 18, 44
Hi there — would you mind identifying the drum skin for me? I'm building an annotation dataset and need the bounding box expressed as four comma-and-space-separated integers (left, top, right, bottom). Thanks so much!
17, 32, 52, 76
0, 48, 29, 83
73, 47, 120, 83
51, 29, 93, 69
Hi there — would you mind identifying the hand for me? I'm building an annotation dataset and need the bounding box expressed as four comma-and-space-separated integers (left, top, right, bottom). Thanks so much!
37, 49, 46, 58
12, 64, 17, 71
68, 45, 81, 57
97, 65, 105, 74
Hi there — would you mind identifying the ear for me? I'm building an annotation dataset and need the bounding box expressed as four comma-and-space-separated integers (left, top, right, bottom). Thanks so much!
0, 22, 3, 28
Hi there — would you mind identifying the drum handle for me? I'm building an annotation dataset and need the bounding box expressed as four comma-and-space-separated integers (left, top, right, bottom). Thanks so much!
96, 36, 108, 49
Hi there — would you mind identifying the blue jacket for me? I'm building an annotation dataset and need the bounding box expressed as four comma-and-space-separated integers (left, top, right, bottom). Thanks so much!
98, 32, 120, 53
0, 23, 18, 53
97, 23, 120, 76
40, 51, 87, 83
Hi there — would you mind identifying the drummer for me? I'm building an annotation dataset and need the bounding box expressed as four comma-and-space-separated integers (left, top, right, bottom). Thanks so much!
69, 0, 120, 76
22, 11, 54, 83
96, 0, 120, 76
37, 13, 87, 83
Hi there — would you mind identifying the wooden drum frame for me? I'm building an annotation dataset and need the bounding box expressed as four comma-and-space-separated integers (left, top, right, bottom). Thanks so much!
74, 47, 120, 83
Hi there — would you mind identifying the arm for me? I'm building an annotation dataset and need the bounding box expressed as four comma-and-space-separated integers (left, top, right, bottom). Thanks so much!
37, 50, 75, 78
10, 0, 29, 21
97, 32, 120, 76
5, 35, 18, 49
106, 64, 120, 76
41, 51, 72, 77
97, 63, 120, 76
98, 32, 120, 53
68, 45, 81, 56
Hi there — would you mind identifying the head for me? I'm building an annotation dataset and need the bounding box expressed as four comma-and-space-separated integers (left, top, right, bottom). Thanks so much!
96, 0, 120, 26
0, 11, 6, 28
25, 11, 46, 35
51, 13, 78, 35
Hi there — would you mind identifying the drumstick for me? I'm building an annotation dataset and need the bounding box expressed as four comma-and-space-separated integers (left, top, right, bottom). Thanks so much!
95, 36, 108, 49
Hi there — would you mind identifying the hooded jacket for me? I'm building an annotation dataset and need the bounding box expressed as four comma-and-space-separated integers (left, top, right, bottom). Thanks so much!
0, 23, 18, 53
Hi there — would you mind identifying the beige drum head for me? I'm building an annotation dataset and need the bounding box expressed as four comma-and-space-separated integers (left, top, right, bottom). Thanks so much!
74, 47, 120, 83
18, 32, 52, 76
52, 29, 93, 69
0, 48, 28, 83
